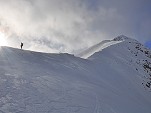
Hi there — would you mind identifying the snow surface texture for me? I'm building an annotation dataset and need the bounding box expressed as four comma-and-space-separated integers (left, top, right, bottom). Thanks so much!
0, 35, 151, 113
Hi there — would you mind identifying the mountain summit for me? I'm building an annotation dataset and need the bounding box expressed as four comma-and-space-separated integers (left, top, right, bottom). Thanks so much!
77, 35, 138, 59
0, 36, 151, 113
113, 35, 135, 41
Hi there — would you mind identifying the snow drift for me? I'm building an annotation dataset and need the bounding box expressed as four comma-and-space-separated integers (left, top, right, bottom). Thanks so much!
0, 35, 151, 113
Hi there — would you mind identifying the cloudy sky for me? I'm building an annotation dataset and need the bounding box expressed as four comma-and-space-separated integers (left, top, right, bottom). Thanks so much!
0, 0, 151, 53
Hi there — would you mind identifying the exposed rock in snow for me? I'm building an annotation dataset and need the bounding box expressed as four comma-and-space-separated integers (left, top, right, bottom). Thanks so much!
113, 35, 136, 41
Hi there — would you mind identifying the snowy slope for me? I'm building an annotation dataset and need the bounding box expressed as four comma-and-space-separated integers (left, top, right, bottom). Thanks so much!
77, 39, 122, 59
0, 35, 151, 113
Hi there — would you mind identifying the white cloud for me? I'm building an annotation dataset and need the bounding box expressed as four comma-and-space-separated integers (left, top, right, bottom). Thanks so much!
0, 0, 150, 53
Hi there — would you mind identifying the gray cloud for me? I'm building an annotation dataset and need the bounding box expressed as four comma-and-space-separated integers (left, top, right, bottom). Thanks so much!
0, 0, 150, 53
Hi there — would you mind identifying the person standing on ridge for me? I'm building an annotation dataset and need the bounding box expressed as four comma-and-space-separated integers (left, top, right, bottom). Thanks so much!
21, 42, 23, 49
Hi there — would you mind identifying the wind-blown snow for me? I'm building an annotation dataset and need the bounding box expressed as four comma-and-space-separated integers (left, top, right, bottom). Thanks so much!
77, 40, 122, 59
0, 35, 151, 113
77, 35, 136, 59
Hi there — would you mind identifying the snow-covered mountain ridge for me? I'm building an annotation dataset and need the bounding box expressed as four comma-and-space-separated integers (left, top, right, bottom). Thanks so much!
0, 35, 151, 113
89, 36, 151, 91
77, 35, 137, 59
113, 35, 137, 41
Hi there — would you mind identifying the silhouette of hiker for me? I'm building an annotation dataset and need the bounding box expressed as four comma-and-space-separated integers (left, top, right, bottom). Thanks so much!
21, 42, 23, 49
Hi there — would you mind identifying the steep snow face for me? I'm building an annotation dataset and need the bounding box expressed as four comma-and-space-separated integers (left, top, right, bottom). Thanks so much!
77, 40, 122, 59
89, 37, 151, 91
77, 35, 136, 59
0, 36, 151, 113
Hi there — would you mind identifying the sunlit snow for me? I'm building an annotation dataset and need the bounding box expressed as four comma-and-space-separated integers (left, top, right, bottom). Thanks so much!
0, 35, 151, 113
